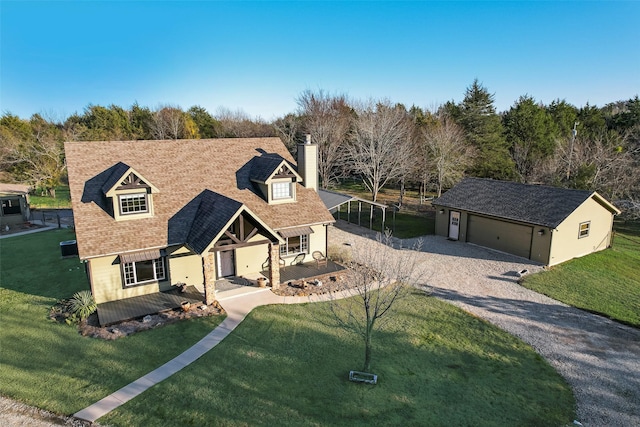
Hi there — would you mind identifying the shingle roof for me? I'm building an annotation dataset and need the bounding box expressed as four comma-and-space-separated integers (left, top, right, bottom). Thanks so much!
186, 190, 243, 254
100, 162, 130, 194
65, 138, 334, 259
249, 154, 298, 183
432, 177, 613, 228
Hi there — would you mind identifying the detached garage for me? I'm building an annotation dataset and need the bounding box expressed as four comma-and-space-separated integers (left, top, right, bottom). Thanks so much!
433, 178, 621, 266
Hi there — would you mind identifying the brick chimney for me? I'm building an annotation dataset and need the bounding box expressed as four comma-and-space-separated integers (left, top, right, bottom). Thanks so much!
297, 134, 318, 191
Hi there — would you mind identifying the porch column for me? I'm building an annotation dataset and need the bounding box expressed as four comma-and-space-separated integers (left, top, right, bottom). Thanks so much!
203, 252, 216, 306
269, 243, 280, 290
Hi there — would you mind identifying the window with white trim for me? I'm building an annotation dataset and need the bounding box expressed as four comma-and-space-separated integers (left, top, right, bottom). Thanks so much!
272, 182, 292, 200
280, 234, 308, 256
122, 257, 166, 286
119, 193, 148, 215
578, 221, 590, 238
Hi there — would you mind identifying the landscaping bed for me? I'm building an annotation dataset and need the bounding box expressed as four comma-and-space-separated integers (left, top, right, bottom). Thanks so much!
272, 268, 352, 297
50, 299, 226, 340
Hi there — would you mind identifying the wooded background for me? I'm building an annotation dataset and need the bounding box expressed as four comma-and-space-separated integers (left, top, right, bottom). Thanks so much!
1, 81, 638, 216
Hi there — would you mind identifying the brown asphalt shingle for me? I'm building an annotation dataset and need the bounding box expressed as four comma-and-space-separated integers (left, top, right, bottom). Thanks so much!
65, 138, 334, 259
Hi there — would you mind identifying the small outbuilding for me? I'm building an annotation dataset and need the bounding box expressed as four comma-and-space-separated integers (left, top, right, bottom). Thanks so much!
432, 178, 621, 266
0, 183, 31, 228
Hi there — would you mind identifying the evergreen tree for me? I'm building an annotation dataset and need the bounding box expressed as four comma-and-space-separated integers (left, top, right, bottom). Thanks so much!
457, 80, 515, 179
503, 95, 558, 182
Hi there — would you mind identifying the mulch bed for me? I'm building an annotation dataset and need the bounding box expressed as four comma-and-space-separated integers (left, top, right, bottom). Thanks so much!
271, 269, 352, 297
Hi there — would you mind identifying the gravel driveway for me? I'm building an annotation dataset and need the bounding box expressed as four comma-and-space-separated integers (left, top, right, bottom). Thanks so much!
330, 222, 640, 427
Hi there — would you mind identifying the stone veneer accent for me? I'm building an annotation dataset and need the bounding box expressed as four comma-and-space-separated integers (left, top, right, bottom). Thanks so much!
268, 243, 280, 290
203, 252, 216, 305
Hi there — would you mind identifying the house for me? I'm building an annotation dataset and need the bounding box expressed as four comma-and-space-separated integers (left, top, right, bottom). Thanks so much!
0, 183, 31, 228
432, 178, 620, 266
65, 136, 334, 312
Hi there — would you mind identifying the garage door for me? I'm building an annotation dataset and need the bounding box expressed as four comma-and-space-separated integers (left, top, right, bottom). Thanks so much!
467, 215, 533, 259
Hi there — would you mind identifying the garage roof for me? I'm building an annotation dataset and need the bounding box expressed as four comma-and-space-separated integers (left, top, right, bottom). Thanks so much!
432, 178, 620, 228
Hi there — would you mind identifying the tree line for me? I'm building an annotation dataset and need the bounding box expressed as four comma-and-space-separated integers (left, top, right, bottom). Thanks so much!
1, 81, 638, 214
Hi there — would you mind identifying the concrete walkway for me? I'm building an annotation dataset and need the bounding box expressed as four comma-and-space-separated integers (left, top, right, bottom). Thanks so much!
74, 287, 345, 423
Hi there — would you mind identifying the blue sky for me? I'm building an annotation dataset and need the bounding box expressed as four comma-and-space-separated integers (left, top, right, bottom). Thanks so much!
2, 1, 639, 121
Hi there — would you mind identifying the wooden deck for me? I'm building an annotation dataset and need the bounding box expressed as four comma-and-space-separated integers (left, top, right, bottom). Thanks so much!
268, 259, 345, 283
96, 286, 205, 326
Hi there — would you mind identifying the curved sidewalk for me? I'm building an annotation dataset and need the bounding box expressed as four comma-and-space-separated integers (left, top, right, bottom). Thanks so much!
74, 287, 339, 423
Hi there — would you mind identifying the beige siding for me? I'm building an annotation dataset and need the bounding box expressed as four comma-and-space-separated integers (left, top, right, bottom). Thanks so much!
88, 255, 170, 304
434, 206, 449, 237
530, 227, 552, 265
235, 230, 271, 276
167, 245, 204, 287
548, 197, 615, 266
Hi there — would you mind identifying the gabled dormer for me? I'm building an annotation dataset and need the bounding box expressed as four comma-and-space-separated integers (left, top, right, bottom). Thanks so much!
102, 162, 159, 221
249, 155, 302, 205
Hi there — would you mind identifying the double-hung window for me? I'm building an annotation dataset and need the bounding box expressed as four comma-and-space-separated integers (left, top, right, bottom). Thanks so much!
122, 257, 165, 286
280, 234, 308, 257
578, 221, 590, 238
119, 193, 148, 215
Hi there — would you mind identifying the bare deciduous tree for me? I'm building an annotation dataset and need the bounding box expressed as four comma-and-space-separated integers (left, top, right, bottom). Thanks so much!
297, 90, 352, 188
327, 231, 424, 372
272, 113, 303, 155
420, 118, 474, 197
151, 106, 185, 140
216, 107, 276, 138
346, 101, 414, 202
0, 114, 66, 197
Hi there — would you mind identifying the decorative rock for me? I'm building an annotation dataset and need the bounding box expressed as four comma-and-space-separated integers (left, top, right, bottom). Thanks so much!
142, 315, 152, 323
199, 304, 208, 310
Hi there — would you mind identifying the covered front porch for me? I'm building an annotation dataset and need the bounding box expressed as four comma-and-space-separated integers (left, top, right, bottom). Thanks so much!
96, 259, 346, 325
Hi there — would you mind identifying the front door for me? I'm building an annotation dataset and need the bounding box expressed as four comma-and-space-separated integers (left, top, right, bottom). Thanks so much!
448, 211, 460, 240
219, 250, 235, 277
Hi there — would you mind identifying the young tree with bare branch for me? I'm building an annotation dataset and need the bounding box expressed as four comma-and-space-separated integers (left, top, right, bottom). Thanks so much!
327, 231, 424, 372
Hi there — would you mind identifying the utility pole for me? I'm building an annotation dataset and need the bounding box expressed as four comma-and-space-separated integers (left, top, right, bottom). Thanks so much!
566, 121, 578, 180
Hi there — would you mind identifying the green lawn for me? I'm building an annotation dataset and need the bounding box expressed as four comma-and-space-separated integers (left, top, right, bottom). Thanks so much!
28, 185, 72, 209
521, 221, 640, 327
0, 230, 575, 425
0, 229, 224, 414
332, 180, 435, 238
103, 294, 575, 426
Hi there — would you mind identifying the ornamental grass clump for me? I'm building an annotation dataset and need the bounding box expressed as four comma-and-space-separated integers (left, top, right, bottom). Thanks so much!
69, 290, 97, 323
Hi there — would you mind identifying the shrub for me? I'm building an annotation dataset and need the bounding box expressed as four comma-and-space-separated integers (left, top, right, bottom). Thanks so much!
328, 244, 353, 264
69, 290, 97, 322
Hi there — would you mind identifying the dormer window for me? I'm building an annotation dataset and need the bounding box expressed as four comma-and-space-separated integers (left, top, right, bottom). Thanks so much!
119, 193, 149, 215
102, 163, 159, 221
272, 181, 292, 200
248, 155, 302, 205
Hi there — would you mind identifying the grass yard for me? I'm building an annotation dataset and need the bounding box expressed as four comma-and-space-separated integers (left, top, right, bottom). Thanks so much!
0, 229, 224, 415
333, 180, 435, 238
521, 220, 640, 327
103, 293, 575, 427
0, 229, 575, 425
28, 185, 72, 209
